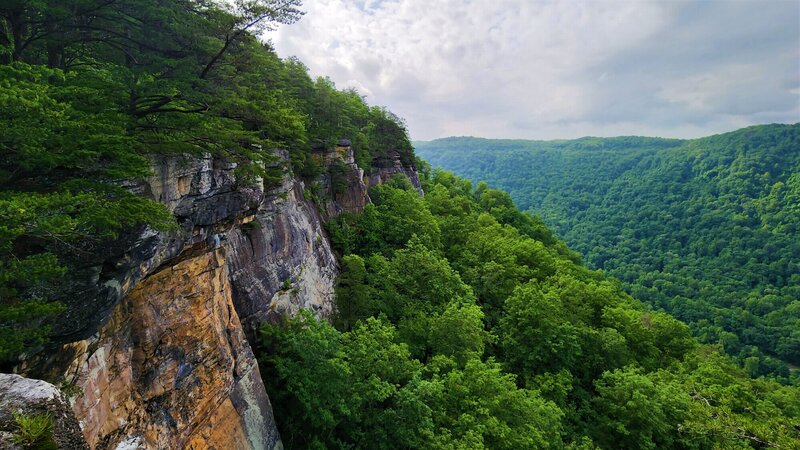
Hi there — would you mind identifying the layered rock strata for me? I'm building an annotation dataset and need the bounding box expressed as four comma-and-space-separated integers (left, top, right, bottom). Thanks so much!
65, 249, 279, 449
315, 143, 370, 218
315, 144, 424, 219
23, 153, 332, 449
14, 146, 419, 449
366, 150, 424, 196
227, 150, 338, 342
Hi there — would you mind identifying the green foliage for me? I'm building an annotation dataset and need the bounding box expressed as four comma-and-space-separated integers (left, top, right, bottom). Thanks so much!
0, 61, 174, 363
12, 411, 57, 450
260, 311, 425, 449
427, 298, 489, 366
260, 312, 562, 449
240, 219, 263, 234
367, 107, 415, 168
327, 184, 441, 257
0, 0, 418, 364
674, 352, 800, 448
499, 283, 582, 377
328, 159, 349, 195
5, 1, 798, 446
420, 357, 564, 449
333, 255, 374, 331
588, 368, 693, 450
417, 125, 800, 381
261, 169, 800, 448
302, 77, 414, 172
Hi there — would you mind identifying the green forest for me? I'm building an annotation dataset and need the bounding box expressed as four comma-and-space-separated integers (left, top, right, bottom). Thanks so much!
0, 0, 412, 367
2, 1, 799, 449
260, 170, 800, 448
416, 127, 800, 383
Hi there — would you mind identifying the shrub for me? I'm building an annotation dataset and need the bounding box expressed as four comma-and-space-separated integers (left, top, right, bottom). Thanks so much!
12, 411, 57, 450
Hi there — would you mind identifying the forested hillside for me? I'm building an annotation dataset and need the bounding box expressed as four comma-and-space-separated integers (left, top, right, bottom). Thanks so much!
259, 170, 800, 448
0, 0, 413, 367
3, 1, 800, 449
416, 125, 800, 381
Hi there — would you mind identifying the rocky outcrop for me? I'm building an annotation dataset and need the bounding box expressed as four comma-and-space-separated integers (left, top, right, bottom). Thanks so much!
314, 144, 424, 219
15, 144, 421, 449
46, 154, 263, 347
63, 249, 280, 450
228, 150, 338, 342
0, 374, 89, 450
367, 150, 424, 196
315, 143, 370, 218
19, 151, 335, 449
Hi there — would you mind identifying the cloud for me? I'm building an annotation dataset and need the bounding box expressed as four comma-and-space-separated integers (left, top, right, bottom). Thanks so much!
266, 0, 800, 140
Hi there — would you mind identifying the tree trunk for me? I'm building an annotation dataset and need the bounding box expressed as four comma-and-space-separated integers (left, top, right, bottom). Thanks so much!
0, 19, 11, 64
44, 17, 64, 69
9, 10, 26, 62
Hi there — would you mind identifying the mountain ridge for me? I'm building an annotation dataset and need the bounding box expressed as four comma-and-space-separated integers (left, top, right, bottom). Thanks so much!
414, 123, 792, 148
417, 122, 800, 381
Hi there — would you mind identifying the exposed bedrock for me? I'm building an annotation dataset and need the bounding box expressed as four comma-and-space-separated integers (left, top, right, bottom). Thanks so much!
14, 146, 420, 449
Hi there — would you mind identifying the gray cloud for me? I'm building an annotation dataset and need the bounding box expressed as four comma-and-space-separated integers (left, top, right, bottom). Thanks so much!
266, 0, 800, 140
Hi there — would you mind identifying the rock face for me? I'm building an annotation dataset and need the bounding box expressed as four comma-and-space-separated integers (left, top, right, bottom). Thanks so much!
314, 144, 424, 219
315, 144, 370, 218
46, 154, 264, 347
64, 249, 279, 450
367, 150, 424, 196
0, 374, 89, 450
14, 147, 421, 450
228, 150, 338, 342
21, 152, 327, 449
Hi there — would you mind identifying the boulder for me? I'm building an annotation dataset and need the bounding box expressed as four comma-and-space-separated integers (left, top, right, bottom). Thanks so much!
0, 373, 89, 450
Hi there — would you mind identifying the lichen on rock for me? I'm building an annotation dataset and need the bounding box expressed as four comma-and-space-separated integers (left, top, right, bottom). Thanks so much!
0, 373, 89, 450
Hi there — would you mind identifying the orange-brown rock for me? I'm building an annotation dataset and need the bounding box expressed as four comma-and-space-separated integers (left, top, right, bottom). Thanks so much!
65, 249, 280, 449
16, 148, 422, 450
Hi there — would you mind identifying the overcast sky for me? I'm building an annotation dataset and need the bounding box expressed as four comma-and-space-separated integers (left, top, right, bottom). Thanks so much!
266, 0, 800, 141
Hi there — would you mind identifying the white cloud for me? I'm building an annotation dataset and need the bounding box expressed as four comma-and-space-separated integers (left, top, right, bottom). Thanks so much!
266, 0, 800, 140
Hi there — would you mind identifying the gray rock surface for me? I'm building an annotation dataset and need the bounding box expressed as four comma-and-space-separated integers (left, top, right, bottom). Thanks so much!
23, 153, 285, 450
0, 373, 89, 450
366, 151, 425, 196
227, 153, 337, 342
17, 146, 421, 450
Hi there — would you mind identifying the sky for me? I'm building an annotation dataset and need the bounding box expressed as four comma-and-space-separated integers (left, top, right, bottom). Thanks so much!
266, 0, 800, 141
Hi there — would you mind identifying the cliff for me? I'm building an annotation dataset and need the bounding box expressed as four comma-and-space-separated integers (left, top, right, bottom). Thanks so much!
13, 146, 421, 449
314, 142, 370, 218
315, 143, 423, 219
63, 248, 279, 449
366, 149, 424, 196
227, 149, 338, 342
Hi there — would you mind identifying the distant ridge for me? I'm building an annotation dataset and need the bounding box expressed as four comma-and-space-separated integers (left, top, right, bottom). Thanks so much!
417, 123, 800, 380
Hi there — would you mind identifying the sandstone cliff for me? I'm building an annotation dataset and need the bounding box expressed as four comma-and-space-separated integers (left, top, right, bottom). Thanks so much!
315, 143, 370, 218
366, 149, 424, 196
14, 146, 420, 449
227, 150, 338, 342
316, 143, 423, 219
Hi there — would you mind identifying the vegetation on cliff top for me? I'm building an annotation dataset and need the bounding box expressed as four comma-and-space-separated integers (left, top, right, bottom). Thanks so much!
416, 126, 800, 382
0, 0, 412, 366
3, 1, 799, 448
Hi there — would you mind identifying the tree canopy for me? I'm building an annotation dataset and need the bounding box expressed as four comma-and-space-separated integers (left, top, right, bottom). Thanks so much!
416, 125, 800, 382
260, 168, 800, 448
0, 0, 414, 366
